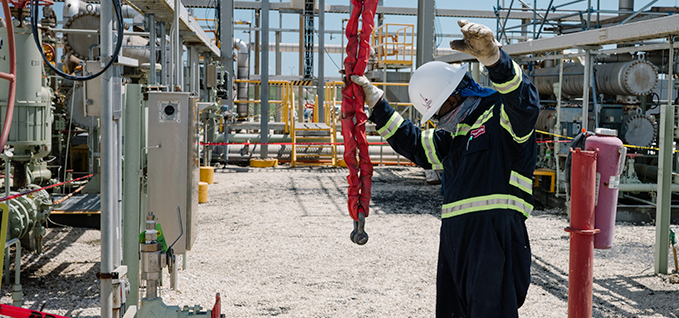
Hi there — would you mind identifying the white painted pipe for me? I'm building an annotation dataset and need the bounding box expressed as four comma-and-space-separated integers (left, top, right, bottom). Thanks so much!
618, 183, 679, 192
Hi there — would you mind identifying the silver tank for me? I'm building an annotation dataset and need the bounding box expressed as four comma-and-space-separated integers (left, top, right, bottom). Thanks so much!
534, 60, 658, 97
0, 27, 53, 162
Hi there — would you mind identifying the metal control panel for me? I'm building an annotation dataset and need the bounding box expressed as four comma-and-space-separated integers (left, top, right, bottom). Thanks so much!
146, 92, 199, 254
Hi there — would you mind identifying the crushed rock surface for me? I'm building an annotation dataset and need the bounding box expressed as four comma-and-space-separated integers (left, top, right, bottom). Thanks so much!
1, 166, 678, 317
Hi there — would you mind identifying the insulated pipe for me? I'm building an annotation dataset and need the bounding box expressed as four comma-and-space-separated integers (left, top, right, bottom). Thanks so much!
233, 38, 250, 118
566, 148, 600, 318
63, 1, 143, 26
533, 60, 658, 97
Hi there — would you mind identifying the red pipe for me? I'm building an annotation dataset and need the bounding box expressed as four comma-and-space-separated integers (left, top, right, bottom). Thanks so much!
566, 148, 600, 318
0, 0, 16, 151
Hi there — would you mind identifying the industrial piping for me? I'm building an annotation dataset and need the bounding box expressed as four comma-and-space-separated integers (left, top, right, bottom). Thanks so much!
233, 38, 250, 118
566, 148, 600, 318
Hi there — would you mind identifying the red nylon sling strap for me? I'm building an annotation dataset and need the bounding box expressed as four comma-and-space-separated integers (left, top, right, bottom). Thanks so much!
0, 304, 71, 318
342, 0, 377, 222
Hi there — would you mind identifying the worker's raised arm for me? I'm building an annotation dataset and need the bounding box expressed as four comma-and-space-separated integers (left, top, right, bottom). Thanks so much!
451, 20, 539, 146
351, 75, 452, 169
486, 50, 540, 144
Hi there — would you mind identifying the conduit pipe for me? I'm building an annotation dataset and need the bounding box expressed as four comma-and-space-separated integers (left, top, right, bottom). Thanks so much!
566, 148, 600, 318
234, 38, 250, 118
0, 0, 16, 153
618, 183, 679, 192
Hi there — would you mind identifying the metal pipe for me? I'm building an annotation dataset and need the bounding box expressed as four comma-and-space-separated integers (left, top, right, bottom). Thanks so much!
122, 85, 142, 308
174, 0, 180, 88
566, 148, 598, 318
555, 59, 564, 193
147, 14, 156, 85
99, 0, 114, 316
50, 28, 150, 36
655, 36, 674, 275
159, 22, 167, 86
318, 0, 325, 121
618, 183, 679, 192
622, 194, 657, 206
5, 238, 21, 306
261, 0, 270, 158
582, 49, 591, 131
115, 103, 122, 269
3, 153, 10, 197
234, 38, 250, 117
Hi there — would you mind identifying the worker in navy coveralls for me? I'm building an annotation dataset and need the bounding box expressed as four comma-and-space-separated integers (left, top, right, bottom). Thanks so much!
350, 20, 539, 317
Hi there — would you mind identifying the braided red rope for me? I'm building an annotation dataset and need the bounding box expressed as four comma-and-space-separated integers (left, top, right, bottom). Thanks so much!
342, 0, 378, 222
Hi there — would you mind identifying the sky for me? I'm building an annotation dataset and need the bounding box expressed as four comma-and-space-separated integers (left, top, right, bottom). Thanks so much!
4, 0, 679, 77
221, 0, 679, 77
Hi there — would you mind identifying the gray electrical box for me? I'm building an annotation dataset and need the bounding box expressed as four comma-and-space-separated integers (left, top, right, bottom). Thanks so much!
146, 92, 199, 254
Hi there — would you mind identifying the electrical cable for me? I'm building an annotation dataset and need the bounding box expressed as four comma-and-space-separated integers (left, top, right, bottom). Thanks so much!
30, 0, 125, 81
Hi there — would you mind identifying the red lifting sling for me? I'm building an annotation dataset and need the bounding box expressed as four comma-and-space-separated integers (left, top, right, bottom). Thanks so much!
342, 0, 377, 229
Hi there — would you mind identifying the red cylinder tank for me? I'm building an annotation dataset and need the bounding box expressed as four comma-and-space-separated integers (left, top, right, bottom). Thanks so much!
585, 128, 626, 249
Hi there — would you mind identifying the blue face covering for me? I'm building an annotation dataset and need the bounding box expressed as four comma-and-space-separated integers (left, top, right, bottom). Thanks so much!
453, 73, 497, 98
435, 74, 496, 134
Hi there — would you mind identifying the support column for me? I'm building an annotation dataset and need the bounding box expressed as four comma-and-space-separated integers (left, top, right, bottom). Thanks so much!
655, 37, 674, 275
100, 0, 114, 316
255, 9, 261, 117
160, 22, 167, 86
416, 0, 435, 67
174, 0, 180, 88
147, 14, 156, 85
318, 0, 325, 121
189, 46, 198, 94
219, 0, 234, 107
178, 36, 184, 90
275, 29, 282, 122
261, 0, 270, 158
581, 49, 591, 131
122, 85, 142, 307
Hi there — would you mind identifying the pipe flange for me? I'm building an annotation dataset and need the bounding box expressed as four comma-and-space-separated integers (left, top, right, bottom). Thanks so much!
623, 60, 658, 96
63, 11, 101, 60
623, 114, 658, 147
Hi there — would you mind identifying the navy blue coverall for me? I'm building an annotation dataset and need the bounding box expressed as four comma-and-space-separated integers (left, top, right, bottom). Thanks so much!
368, 50, 539, 317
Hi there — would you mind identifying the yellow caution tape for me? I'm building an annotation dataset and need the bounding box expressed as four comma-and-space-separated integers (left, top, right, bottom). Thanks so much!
535, 129, 678, 153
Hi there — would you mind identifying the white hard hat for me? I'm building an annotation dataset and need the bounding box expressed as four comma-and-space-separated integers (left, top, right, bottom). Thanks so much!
408, 61, 468, 124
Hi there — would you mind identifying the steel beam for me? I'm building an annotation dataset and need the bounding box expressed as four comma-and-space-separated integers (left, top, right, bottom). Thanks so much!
127, 0, 219, 55
175, 0, 614, 21
437, 14, 679, 62
416, 0, 435, 67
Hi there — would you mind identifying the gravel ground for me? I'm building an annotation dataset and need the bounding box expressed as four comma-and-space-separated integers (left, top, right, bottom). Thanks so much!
1, 165, 678, 317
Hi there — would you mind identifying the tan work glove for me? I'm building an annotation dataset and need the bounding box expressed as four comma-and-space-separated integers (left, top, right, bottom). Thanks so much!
450, 20, 502, 67
351, 75, 384, 109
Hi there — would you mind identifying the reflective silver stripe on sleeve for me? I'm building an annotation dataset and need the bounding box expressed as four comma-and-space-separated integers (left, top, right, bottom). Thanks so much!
441, 194, 533, 219
421, 129, 443, 170
377, 112, 405, 139
509, 171, 533, 195
492, 61, 523, 94
500, 104, 533, 144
